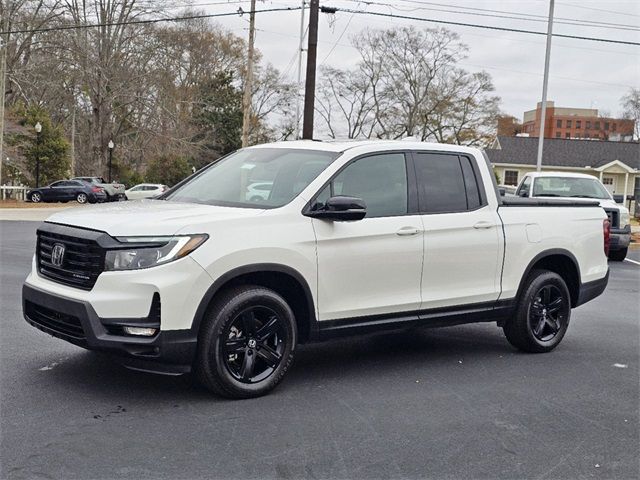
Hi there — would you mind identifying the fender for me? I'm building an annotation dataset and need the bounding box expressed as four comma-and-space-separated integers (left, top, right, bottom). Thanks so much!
510, 248, 581, 308
190, 263, 318, 339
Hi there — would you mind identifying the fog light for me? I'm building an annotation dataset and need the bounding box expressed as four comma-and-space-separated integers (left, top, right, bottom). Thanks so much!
123, 326, 157, 337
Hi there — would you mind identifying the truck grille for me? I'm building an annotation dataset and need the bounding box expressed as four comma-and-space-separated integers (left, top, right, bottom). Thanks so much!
24, 300, 85, 339
37, 230, 105, 290
603, 208, 619, 229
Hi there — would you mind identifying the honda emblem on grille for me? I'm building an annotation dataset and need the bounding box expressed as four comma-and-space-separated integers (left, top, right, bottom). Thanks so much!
51, 243, 65, 267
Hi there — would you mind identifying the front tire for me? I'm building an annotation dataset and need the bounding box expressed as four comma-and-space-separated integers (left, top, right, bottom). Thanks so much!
76, 193, 88, 204
608, 247, 628, 262
30, 192, 42, 203
503, 270, 571, 353
195, 285, 297, 398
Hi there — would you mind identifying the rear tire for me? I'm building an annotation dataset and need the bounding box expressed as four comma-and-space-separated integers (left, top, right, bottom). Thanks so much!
195, 285, 297, 398
503, 270, 571, 353
608, 248, 628, 262
76, 193, 88, 204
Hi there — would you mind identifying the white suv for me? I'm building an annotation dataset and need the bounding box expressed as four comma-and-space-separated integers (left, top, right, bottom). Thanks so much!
23, 141, 609, 398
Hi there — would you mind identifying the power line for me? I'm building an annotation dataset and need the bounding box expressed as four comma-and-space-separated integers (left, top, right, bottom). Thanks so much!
326, 7, 640, 46
343, 0, 640, 32
389, 0, 640, 30
2, 6, 302, 35
557, 1, 640, 18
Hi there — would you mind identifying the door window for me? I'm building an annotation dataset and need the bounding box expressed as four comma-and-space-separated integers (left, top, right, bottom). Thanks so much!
319, 153, 408, 218
414, 153, 483, 213
516, 176, 532, 197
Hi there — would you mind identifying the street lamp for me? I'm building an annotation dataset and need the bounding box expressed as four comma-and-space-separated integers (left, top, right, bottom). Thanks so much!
34, 122, 42, 187
107, 140, 114, 182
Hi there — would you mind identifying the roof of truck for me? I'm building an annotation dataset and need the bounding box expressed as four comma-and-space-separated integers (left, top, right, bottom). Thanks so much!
247, 139, 482, 155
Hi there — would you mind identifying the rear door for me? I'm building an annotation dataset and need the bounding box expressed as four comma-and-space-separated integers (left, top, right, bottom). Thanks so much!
412, 151, 502, 309
47, 181, 66, 201
312, 152, 424, 321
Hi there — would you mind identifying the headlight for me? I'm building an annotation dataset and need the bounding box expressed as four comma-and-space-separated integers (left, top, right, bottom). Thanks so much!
620, 211, 630, 227
105, 234, 208, 271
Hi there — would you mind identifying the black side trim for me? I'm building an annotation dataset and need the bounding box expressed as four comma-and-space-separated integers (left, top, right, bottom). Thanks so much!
576, 269, 609, 307
191, 263, 318, 341
316, 299, 515, 340
501, 197, 600, 207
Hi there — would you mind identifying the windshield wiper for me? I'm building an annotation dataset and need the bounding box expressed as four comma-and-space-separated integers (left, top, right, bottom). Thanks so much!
569, 195, 596, 199
535, 193, 561, 197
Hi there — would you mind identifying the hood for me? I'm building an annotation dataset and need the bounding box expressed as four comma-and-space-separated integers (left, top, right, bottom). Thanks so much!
44, 200, 264, 236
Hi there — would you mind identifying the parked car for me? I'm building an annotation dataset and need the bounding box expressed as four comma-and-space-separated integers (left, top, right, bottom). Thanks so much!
245, 181, 273, 202
23, 141, 609, 399
125, 183, 168, 200
515, 172, 631, 261
26, 179, 107, 204
72, 177, 126, 201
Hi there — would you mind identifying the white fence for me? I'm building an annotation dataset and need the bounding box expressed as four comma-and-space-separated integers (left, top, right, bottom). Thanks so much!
1, 186, 29, 201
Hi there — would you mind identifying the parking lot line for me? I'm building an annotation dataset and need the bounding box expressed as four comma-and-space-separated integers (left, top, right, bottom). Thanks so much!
624, 258, 640, 266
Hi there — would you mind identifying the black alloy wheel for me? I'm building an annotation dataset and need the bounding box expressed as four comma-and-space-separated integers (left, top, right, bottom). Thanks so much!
528, 285, 566, 342
503, 270, 571, 353
222, 306, 288, 384
196, 285, 297, 398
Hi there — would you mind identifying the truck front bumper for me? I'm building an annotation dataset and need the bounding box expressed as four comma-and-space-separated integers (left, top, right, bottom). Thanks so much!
610, 225, 631, 250
23, 283, 197, 374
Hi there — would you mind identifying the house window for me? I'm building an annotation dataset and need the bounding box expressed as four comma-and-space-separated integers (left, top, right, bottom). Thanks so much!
556, 119, 562, 128
602, 177, 614, 186
595, 121, 600, 130
504, 170, 519, 186
565, 132, 571, 138
576, 120, 582, 129
555, 132, 562, 138
604, 122, 610, 130
586, 121, 591, 129
566, 120, 572, 128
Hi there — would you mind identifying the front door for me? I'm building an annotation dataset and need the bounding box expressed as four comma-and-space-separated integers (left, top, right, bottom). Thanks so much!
312, 152, 424, 321
413, 152, 502, 310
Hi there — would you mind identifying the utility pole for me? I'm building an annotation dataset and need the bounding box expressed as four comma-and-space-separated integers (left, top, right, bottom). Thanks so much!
241, 0, 257, 148
294, 0, 306, 139
0, 5, 9, 186
302, 0, 319, 140
536, 0, 554, 172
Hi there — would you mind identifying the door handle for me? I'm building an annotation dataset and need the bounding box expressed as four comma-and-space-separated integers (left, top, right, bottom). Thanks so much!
396, 227, 422, 236
473, 221, 493, 229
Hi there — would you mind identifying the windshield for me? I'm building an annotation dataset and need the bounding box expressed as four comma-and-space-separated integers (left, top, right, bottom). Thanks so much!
163, 148, 340, 208
532, 177, 611, 199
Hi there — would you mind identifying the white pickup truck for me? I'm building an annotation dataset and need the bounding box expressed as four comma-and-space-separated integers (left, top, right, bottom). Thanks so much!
23, 141, 610, 398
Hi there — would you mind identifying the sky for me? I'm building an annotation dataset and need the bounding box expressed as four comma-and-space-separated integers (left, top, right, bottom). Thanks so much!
189, 0, 640, 121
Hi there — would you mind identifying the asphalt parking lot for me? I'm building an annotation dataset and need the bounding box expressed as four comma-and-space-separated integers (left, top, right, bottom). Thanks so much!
1, 220, 638, 480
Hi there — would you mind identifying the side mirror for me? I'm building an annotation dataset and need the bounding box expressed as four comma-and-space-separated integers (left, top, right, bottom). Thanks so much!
498, 188, 506, 197
305, 195, 367, 221
518, 189, 529, 197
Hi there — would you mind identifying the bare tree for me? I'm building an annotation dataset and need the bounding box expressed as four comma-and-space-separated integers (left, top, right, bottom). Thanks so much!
621, 88, 640, 139
317, 26, 501, 146
316, 65, 376, 139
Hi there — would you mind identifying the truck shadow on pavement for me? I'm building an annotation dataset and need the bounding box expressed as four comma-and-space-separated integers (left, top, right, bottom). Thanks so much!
36, 323, 512, 402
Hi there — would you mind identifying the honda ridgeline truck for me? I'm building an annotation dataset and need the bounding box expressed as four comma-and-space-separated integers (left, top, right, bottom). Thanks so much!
23, 141, 610, 398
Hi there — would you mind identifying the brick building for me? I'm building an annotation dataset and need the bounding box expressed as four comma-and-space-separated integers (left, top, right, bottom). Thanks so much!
520, 101, 634, 140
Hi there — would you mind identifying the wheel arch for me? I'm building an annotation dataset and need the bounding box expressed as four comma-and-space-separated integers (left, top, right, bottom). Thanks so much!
192, 264, 317, 343
515, 249, 581, 308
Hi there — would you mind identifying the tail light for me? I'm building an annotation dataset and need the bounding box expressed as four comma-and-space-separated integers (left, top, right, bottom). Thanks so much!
91, 186, 102, 193
603, 219, 611, 256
